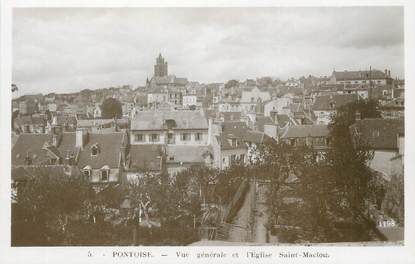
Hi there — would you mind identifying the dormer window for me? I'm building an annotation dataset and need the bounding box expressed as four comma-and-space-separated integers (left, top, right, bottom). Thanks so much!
82, 165, 92, 179
101, 165, 110, 181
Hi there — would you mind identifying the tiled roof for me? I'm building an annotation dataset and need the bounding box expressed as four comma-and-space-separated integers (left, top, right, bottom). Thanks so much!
277, 114, 290, 126
77, 118, 129, 128
222, 121, 248, 138
216, 135, 248, 151
245, 131, 266, 144
128, 145, 162, 171
152, 75, 188, 86
333, 70, 388, 81
12, 133, 78, 166
350, 118, 404, 150
312, 94, 358, 111
131, 110, 208, 130
166, 145, 212, 164
221, 112, 242, 121
219, 121, 270, 149
255, 116, 274, 132
56, 113, 77, 126
15, 115, 47, 126
77, 132, 126, 169
282, 124, 329, 139
380, 98, 404, 109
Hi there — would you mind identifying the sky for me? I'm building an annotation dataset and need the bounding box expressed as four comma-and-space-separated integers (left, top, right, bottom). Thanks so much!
13, 7, 404, 95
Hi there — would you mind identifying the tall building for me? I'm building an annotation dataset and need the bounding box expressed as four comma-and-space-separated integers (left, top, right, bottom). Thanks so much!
154, 53, 168, 77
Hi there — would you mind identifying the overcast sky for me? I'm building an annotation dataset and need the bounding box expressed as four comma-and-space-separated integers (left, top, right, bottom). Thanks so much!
13, 7, 404, 95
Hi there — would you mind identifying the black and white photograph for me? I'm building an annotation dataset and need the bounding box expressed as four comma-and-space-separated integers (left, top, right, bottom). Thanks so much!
1, 1, 415, 263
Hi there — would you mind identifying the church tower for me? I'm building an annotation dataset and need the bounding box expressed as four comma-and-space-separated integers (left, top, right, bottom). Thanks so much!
154, 53, 168, 77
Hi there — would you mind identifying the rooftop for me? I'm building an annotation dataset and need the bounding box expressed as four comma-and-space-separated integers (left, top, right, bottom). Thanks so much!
333, 70, 389, 81
131, 110, 208, 130
77, 132, 127, 169
128, 145, 163, 172
282, 124, 329, 139
313, 94, 358, 111
350, 118, 404, 150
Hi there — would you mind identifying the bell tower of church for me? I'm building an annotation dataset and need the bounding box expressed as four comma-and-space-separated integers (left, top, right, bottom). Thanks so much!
154, 53, 168, 77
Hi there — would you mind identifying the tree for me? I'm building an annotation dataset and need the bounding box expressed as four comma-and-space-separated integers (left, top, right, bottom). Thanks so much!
12, 84, 18, 92
322, 99, 382, 241
12, 168, 93, 245
224, 79, 239, 89
100, 98, 122, 119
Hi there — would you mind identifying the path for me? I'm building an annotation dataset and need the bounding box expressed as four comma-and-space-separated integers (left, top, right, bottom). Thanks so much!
227, 182, 254, 242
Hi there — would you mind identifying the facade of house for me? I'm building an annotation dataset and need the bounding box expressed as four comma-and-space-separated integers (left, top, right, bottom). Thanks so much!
210, 121, 272, 169
350, 118, 404, 181
147, 88, 168, 108
280, 124, 330, 152
329, 69, 393, 86
130, 110, 212, 175
19, 99, 38, 115
182, 94, 197, 108
14, 114, 47, 134
77, 130, 128, 184
130, 110, 210, 146
241, 87, 271, 104
312, 94, 358, 125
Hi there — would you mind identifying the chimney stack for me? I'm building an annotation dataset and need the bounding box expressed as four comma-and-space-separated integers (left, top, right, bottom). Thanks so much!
76, 128, 88, 149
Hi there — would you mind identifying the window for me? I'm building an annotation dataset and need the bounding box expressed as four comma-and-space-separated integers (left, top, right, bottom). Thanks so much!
240, 154, 245, 162
135, 134, 144, 142
101, 169, 109, 181
231, 138, 238, 147
181, 133, 190, 141
151, 134, 159, 142
195, 133, 202, 141
169, 156, 174, 161
167, 133, 175, 144
83, 169, 91, 178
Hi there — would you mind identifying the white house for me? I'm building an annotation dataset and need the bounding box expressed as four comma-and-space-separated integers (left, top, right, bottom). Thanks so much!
182, 94, 198, 108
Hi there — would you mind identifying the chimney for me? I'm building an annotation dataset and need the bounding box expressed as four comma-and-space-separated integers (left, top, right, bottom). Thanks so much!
76, 128, 88, 149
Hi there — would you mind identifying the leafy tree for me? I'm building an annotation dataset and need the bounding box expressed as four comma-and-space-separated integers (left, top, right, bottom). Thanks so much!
100, 98, 123, 119
321, 99, 383, 241
327, 100, 380, 213
12, 169, 93, 245
224, 79, 239, 89
12, 84, 18, 92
